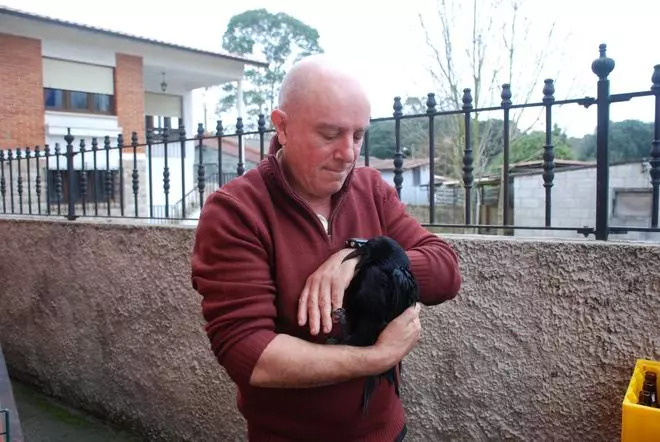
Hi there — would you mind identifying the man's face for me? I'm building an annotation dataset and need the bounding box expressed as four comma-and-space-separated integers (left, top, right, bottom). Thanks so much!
272, 79, 371, 203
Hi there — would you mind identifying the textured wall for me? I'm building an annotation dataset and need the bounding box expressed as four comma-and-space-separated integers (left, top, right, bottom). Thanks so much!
0, 218, 659, 441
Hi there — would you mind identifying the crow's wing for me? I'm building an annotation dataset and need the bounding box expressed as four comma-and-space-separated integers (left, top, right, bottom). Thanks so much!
390, 266, 419, 318
344, 265, 391, 347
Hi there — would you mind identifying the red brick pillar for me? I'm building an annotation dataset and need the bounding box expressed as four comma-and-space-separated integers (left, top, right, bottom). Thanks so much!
0, 33, 45, 149
114, 53, 145, 145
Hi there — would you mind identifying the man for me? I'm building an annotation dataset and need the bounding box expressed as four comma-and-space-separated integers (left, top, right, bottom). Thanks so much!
190, 55, 461, 441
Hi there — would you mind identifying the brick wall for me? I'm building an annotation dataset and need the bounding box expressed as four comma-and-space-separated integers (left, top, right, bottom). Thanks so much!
114, 54, 145, 144
0, 33, 45, 149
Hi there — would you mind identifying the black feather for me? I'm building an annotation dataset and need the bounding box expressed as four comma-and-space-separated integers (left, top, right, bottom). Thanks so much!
340, 236, 419, 414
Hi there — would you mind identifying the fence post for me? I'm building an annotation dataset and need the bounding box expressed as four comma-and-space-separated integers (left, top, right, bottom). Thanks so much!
426, 93, 437, 223
461, 89, 474, 224
651, 64, 660, 228
236, 117, 245, 176
0, 408, 9, 442
591, 44, 615, 240
64, 128, 77, 221
501, 84, 512, 226
392, 96, 404, 199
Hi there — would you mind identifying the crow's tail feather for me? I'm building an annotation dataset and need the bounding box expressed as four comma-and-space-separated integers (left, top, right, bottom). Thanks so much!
383, 365, 401, 397
362, 363, 406, 414
361, 376, 377, 414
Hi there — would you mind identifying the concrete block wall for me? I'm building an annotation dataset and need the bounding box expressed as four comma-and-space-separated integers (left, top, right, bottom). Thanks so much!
513, 162, 659, 242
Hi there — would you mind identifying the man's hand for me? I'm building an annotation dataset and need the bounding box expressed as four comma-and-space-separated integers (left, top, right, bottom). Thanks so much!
251, 303, 422, 388
298, 248, 360, 335
374, 303, 422, 367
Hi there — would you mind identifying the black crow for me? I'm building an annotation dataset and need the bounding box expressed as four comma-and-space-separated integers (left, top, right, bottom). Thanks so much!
333, 235, 420, 414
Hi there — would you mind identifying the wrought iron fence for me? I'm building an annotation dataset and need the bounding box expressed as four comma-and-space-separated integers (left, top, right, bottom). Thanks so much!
0, 123, 258, 224
0, 44, 659, 240
0, 408, 8, 442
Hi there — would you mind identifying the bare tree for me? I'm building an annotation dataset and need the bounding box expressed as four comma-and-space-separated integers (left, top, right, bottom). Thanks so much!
418, 0, 569, 224
419, 0, 569, 166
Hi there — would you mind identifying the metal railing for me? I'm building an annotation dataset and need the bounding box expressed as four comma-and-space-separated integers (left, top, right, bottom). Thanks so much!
0, 408, 8, 442
0, 123, 266, 223
0, 44, 659, 240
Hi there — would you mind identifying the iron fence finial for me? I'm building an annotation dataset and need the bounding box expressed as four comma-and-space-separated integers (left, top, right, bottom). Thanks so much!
652, 65, 660, 90
591, 43, 615, 80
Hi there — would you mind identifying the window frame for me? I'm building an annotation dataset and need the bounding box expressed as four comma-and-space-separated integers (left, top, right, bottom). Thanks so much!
612, 187, 653, 219
44, 87, 115, 116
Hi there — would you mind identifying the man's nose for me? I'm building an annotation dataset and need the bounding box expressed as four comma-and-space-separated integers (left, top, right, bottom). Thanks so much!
334, 136, 355, 162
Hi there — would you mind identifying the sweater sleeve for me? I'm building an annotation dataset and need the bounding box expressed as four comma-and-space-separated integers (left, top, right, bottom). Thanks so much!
191, 190, 278, 388
379, 178, 462, 305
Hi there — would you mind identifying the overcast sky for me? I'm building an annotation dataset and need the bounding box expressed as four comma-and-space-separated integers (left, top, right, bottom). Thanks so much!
3, 0, 659, 138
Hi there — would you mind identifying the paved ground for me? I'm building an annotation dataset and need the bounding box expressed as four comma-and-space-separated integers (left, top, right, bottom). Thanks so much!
10, 379, 140, 442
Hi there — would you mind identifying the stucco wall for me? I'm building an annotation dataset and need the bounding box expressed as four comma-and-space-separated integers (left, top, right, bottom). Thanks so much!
0, 218, 658, 441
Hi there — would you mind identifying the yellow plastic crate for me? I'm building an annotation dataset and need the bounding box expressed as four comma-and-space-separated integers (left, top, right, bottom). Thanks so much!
622, 358, 660, 442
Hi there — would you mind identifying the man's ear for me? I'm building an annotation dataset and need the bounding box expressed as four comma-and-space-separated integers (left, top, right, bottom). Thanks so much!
271, 109, 288, 145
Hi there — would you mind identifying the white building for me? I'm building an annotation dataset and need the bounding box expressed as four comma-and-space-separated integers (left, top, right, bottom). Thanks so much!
0, 6, 267, 220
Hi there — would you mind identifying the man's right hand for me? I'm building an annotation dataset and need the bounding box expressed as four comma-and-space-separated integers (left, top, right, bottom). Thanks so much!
373, 303, 422, 369
249, 303, 422, 389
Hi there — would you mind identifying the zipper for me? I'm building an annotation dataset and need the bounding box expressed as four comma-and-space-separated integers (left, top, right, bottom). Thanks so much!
326, 192, 349, 243
269, 155, 350, 245
286, 186, 335, 243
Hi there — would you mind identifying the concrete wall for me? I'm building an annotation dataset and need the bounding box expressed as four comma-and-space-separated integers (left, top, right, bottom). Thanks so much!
0, 218, 659, 441
514, 161, 660, 242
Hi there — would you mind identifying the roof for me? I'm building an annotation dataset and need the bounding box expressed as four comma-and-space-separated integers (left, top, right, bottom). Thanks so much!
433, 158, 633, 186
436, 176, 500, 187
508, 159, 595, 171
357, 157, 430, 171
0, 6, 269, 68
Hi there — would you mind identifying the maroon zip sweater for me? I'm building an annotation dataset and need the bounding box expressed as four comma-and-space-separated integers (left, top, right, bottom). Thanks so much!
191, 140, 462, 441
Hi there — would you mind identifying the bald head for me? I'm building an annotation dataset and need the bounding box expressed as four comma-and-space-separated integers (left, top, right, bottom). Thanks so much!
277, 54, 370, 116
269, 54, 372, 206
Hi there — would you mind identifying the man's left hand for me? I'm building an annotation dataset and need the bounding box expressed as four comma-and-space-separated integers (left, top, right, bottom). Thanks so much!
298, 248, 359, 336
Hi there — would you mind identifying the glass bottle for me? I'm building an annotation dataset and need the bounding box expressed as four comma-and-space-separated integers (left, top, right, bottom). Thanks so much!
640, 370, 657, 407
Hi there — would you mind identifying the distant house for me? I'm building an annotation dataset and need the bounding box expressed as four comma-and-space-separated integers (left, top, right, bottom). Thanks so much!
193, 135, 266, 186
0, 6, 267, 219
421, 158, 659, 241
0, 6, 266, 148
417, 159, 600, 232
358, 157, 431, 205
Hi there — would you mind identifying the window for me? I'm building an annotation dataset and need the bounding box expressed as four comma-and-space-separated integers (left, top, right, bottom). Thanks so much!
93, 94, 112, 113
70, 91, 89, 110
612, 188, 652, 219
44, 88, 115, 115
42, 57, 114, 114
44, 89, 64, 108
